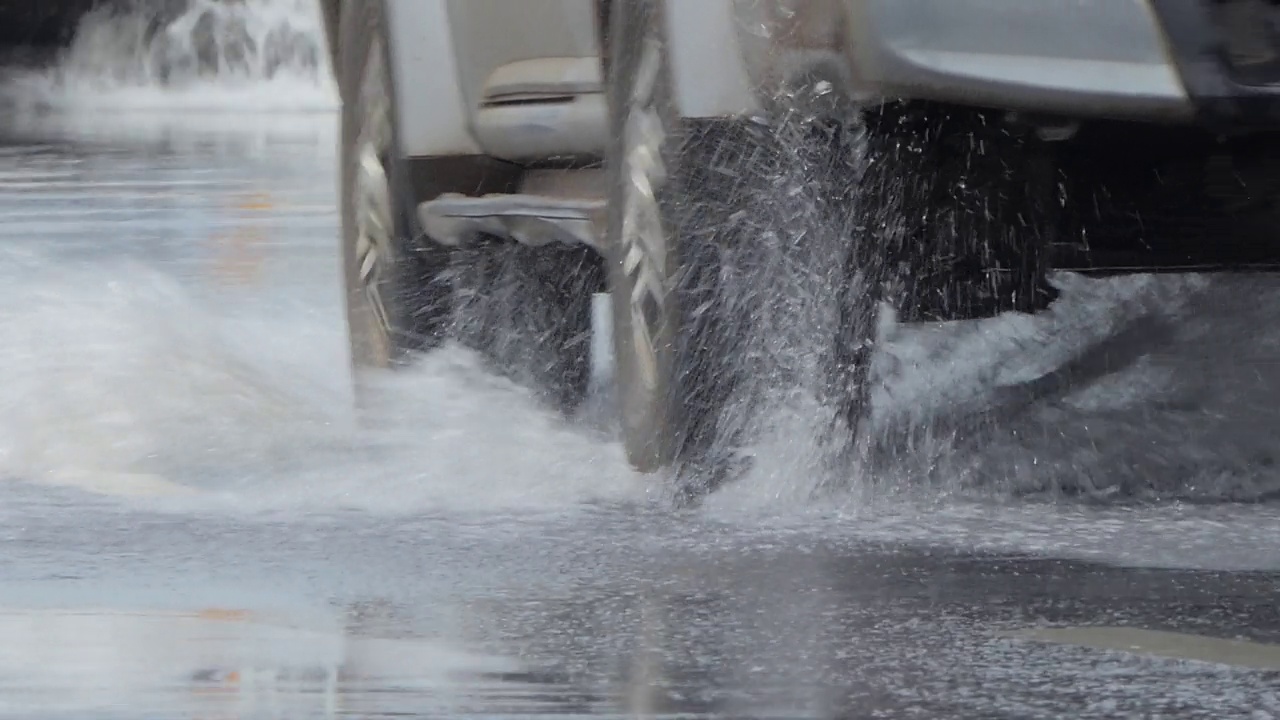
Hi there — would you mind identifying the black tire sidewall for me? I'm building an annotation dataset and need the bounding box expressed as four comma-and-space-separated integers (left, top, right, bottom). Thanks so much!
605, 0, 740, 475
605, 0, 682, 471
339, 0, 446, 369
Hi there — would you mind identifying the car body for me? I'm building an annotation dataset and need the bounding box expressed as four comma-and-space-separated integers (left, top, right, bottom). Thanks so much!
322, 0, 1280, 487
323, 0, 1280, 169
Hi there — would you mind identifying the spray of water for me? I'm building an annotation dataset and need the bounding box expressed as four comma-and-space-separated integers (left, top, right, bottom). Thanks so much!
4, 0, 1274, 520
0, 0, 651, 519
672, 81, 1280, 517
3, 0, 336, 111
684, 108, 868, 508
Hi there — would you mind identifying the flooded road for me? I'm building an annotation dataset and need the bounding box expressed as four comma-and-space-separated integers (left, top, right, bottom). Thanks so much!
3, 2, 1280, 717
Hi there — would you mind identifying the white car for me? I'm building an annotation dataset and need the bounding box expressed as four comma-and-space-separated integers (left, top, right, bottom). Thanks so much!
319, 0, 1280, 489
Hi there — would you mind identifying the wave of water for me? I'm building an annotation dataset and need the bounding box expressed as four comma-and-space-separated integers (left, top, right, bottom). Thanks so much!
2, 0, 336, 112
0, 111, 1278, 587
0, 165, 644, 521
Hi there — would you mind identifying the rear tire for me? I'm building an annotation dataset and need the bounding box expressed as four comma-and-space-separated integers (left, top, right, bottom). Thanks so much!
339, 0, 597, 415
339, 0, 452, 374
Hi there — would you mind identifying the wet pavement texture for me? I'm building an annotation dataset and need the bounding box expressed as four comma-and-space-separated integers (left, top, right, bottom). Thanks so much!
5, 500, 1280, 718
3, 43, 1280, 720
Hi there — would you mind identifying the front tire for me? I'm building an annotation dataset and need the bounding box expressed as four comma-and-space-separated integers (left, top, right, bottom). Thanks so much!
605, 0, 747, 483
607, 8, 1059, 487
603, 3, 1060, 485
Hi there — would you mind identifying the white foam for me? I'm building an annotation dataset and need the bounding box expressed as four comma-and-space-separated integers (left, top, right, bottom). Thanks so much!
0, 248, 646, 518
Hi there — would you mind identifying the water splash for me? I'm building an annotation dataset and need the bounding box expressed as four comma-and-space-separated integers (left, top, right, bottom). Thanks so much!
3, 0, 336, 112
1, 2, 1274, 518
669, 86, 1280, 514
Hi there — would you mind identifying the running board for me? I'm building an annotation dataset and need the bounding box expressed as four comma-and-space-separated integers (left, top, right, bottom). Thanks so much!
418, 193, 606, 251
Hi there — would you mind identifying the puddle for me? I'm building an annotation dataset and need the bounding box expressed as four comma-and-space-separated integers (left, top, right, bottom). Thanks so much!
1009, 625, 1280, 670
